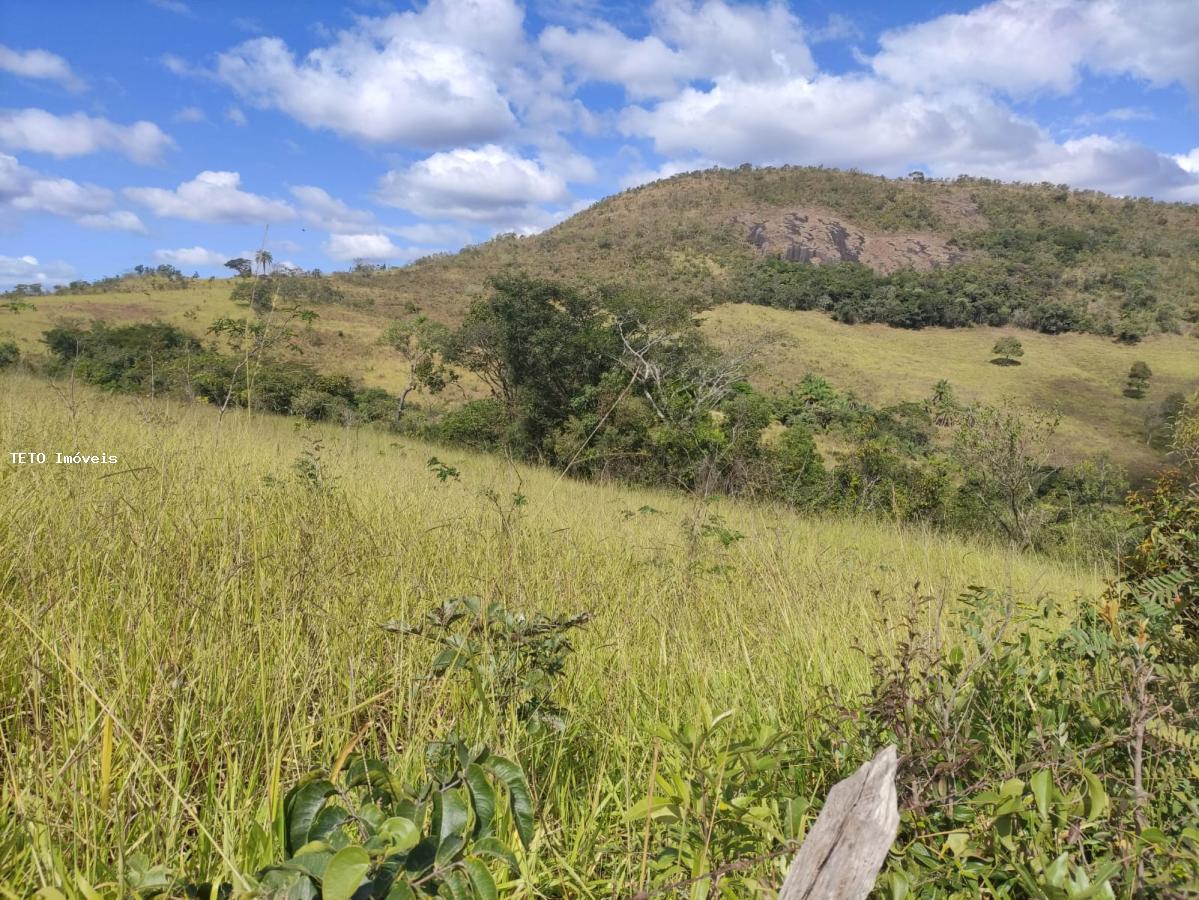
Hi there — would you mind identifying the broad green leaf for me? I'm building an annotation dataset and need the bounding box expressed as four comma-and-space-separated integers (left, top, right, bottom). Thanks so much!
344, 758, 403, 802
483, 755, 534, 848
288, 847, 334, 879
440, 869, 471, 900
437, 788, 470, 846
462, 858, 499, 900
385, 878, 418, 900
465, 764, 497, 839
286, 779, 336, 854
943, 831, 969, 858
308, 805, 349, 845
380, 817, 420, 853
880, 870, 910, 900
436, 833, 466, 868
1080, 769, 1109, 822
321, 846, 370, 900
1030, 769, 1052, 820
469, 837, 519, 874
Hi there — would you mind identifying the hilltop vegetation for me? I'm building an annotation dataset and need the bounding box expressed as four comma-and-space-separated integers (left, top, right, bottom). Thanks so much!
336, 166, 1199, 341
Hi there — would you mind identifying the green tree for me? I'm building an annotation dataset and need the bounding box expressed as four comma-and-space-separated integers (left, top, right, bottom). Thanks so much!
449, 273, 617, 452
223, 257, 252, 277
0, 339, 19, 369
254, 249, 273, 276
953, 400, 1059, 547
1125, 360, 1152, 398
990, 336, 1024, 365
380, 315, 456, 421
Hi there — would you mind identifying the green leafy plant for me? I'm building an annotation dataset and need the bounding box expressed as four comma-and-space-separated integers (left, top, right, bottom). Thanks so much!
426, 457, 460, 483
627, 705, 803, 896
384, 596, 590, 734
241, 738, 532, 899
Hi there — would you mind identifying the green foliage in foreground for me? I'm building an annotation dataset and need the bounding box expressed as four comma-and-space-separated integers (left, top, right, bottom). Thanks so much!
127, 465, 1199, 897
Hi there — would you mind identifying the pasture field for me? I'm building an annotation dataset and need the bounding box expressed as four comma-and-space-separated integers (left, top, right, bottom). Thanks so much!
6, 282, 1196, 479
0, 373, 1101, 893
703, 304, 1199, 477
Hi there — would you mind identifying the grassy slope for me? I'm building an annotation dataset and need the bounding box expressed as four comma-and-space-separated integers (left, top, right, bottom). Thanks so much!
0, 374, 1100, 891
703, 305, 1198, 476
0, 284, 483, 403
6, 279, 1193, 474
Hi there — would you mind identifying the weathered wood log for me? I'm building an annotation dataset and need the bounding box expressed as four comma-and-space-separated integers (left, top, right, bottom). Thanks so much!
778, 744, 899, 900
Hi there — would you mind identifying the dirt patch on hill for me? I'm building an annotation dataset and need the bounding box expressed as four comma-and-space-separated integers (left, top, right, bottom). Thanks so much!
730, 207, 964, 273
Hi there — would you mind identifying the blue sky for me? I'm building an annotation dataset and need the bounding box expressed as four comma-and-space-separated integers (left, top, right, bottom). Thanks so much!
1, 0, 1197, 288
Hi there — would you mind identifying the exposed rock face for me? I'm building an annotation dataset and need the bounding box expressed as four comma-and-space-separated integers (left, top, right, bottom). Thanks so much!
732, 208, 962, 273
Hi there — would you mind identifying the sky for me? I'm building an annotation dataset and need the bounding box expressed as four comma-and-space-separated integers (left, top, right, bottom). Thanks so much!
1, 0, 1197, 289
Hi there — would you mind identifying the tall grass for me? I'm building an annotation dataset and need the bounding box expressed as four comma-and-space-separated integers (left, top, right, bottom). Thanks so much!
0, 374, 1101, 893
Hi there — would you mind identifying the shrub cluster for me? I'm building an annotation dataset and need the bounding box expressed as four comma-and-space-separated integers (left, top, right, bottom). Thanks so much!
41, 321, 398, 425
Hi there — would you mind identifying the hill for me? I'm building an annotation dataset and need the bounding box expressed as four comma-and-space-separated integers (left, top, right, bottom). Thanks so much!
346, 166, 1199, 337
3, 166, 1196, 477
0, 373, 1102, 890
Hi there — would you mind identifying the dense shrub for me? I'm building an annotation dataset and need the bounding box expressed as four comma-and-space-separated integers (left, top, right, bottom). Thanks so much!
0, 340, 19, 369
430, 398, 511, 451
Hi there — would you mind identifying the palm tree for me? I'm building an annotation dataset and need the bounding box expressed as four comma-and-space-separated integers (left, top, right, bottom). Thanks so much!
254, 249, 273, 276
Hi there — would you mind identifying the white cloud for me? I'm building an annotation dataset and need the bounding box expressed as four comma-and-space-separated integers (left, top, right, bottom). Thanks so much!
173, 106, 206, 123
388, 222, 473, 245
620, 69, 1199, 201
291, 184, 374, 232
619, 156, 713, 189
324, 232, 418, 262
215, 0, 525, 146
376, 144, 569, 224
0, 109, 174, 164
0, 153, 148, 229
541, 0, 815, 99
154, 246, 227, 268
11, 175, 112, 216
0, 45, 85, 92
125, 170, 295, 223
1175, 148, 1199, 175
225, 106, 247, 126
0, 254, 74, 289
871, 0, 1199, 98
76, 210, 147, 233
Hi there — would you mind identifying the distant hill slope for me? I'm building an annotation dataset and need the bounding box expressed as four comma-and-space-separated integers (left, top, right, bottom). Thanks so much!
344, 166, 1199, 337
4, 166, 1195, 476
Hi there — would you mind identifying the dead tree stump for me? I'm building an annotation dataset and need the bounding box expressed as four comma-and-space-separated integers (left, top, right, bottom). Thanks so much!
778, 744, 899, 900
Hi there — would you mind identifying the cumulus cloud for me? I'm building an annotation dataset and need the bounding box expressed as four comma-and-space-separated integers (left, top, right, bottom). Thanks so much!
324, 232, 419, 262
76, 210, 147, 233
621, 74, 1199, 200
154, 246, 227, 268
871, 0, 1199, 98
0, 45, 86, 92
0, 254, 74, 289
291, 185, 375, 233
1175, 148, 1199, 175
541, 0, 815, 99
0, 153, 144, 230
376, 144, 569, 224
125, 170, 294, 223
215, 0, 524, 146
0, 109, 174, 163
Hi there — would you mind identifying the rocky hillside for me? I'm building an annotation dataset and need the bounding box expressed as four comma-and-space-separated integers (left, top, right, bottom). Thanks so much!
340, 166, 1199, 338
